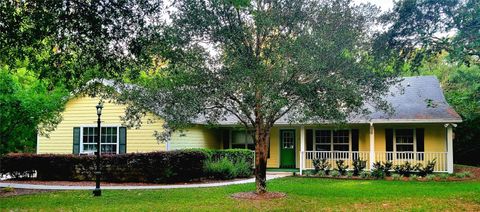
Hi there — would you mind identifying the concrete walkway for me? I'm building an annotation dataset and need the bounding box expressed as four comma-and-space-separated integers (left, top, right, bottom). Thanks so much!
0, 173, 291, 190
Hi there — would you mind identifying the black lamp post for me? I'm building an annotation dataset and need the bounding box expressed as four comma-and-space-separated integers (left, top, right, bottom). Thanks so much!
93, 101, 103, 197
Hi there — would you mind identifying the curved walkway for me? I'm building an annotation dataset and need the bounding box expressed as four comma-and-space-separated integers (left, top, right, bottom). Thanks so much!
0, 173, 291, 190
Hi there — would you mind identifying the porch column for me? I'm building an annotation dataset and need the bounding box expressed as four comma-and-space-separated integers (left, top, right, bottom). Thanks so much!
446, 124, 454, 174
369, 122, 375, 170
300, 126, 305, 175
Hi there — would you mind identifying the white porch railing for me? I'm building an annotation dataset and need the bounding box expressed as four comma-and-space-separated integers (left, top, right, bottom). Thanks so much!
300, 151, 448, 172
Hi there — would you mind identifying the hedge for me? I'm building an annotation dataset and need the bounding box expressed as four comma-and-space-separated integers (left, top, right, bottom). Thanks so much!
0, 150, 208, 183
0, 149, 255, 182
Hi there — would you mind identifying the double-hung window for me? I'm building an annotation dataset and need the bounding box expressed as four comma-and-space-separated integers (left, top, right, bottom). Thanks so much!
395, 129, 415, 159
81, 126, 119, 154
231, 130, 255, 150
314, 129, 350, 151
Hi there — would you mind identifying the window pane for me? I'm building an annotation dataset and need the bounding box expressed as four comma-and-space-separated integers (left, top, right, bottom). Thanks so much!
396, 129, 413, 144
333, 145, 349, 151
232, 131, 253, 144
316, 144, 331, 151
315, 130, 331, 143
333, 130, 349, 144
396, 145, 413, 152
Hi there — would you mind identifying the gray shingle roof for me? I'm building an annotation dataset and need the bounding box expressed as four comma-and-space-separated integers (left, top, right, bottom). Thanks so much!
209, 76, 462, 125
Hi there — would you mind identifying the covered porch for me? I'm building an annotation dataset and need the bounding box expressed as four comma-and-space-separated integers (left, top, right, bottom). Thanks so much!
296, 123, 456, 174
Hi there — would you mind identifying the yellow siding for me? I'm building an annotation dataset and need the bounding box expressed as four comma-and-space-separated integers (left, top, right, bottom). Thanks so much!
38, 96, 166, 154
170, 127, 221, 150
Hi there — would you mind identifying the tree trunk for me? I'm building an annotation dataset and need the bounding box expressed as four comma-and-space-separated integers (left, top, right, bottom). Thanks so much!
255, 126, 270, 194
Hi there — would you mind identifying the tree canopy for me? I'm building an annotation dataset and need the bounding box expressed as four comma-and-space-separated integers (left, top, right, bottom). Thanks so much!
121, 0, 398, 193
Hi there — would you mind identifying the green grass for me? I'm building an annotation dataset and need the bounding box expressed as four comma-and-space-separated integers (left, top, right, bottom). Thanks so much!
2, 177, 480, 211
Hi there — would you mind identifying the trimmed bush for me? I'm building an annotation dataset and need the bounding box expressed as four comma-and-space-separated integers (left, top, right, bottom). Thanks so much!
204, 158, 237, 180
234, 159, 254, 178
0, 150, 208, 183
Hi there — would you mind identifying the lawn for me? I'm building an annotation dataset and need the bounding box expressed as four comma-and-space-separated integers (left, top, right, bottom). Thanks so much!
2, 177, 480, 211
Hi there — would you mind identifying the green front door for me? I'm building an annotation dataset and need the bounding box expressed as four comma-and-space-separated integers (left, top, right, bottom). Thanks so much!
280, 129, 296, 168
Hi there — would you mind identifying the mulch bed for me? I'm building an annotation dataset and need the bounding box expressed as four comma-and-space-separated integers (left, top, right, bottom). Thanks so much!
0, 188, 53, 198
231, 191, 286, 200
455, 165, 480, 180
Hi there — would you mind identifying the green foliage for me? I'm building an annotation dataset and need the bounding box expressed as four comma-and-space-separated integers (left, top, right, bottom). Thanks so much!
383, 161, 393, 177
121, 0, 399, 193
360, 171, 370, 179
352, 158, 367, 176
204, 158, 237, 180
234, 158, 254, 178
330, 170, 340, 178
1, 187, 14, 192
409, 174, 419, 181
312, 158, 331, 175
392, 173, 402, 181
426, 175, 436, 181
335, 160, 349, 176
463, 171, 473, 178
347, 171, 353, 178
439, 173, 450, 180
414, 159, 437, 177
394, 161, 414, 177
0, 67, 68, 155
455, 172, 467, 179
371, 161, 385, 179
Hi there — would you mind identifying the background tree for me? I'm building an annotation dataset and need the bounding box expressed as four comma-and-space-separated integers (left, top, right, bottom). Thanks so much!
0, 66, 67, 155
380, 0, 480, 166
121, 0, 398, 194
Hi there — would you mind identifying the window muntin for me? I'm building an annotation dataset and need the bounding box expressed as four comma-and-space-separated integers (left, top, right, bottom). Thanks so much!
315, 130, 331, 151
395, 129, 414, 152
231, 130, 254, 150
281, 130, 295, 149
81, 127, 118, 154
314, 129, 350, 151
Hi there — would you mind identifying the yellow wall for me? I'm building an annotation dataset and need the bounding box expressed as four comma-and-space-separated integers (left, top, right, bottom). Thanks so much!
37, 96, 220, 154
170, 127, 221, 150
266, 123, 447, 168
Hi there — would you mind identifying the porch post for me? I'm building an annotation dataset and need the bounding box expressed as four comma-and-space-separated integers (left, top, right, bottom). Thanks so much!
369, 122, 375, 170
300, 126, 305, 175
446, 124, 454, 174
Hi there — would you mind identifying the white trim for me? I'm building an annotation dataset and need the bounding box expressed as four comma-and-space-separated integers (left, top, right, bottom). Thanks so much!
393, 128, 416, 160
204, 119, 462, 126
369, 123, 375, 170
79, 125, 120, 154
312, 129, 351, 151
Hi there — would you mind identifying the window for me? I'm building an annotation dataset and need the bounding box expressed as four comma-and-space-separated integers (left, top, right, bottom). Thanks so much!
314, 129, 350, 151
81, 126, 119, 154
333, 130, 349, 151
395, 129, 414, 152
281, 130, 295, 149
231, 130, 255, 150
395, 129, 415, 159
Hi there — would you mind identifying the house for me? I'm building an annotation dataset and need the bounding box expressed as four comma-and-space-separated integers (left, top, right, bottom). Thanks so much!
37, 76, 462, 173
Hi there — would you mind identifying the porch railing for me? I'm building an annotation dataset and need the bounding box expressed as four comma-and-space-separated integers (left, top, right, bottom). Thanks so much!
300, 151, 448, 172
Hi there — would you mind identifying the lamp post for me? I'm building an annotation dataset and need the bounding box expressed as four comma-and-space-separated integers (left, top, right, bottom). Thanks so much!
93, 101, 103, 196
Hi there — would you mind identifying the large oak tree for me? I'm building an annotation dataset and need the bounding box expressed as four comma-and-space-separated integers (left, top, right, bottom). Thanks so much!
122, 0, 398, 193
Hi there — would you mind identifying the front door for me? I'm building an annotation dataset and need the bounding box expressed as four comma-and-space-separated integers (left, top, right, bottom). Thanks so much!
280, 129, 296, 168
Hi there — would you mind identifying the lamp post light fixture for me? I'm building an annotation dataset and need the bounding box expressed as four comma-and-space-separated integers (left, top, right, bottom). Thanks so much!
93, 101, 103, 197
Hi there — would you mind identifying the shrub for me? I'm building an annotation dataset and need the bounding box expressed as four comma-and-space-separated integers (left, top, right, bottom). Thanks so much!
352, 158, 366, 176
317, 170, 327, 177
335, 160, 349, 176
204, 158, 236, 180
394, 161, 414, 177
383, 161, 393, 177
455, 172, 466, 179
391, 173, 402, 180
2, 187, 14, 192
347, 171, 353, 178
439, 173, 449, 180
463, 171, 472, 178
426, 174, 436, 181
415, 159, 436, 177
409, 174, 419, 181
312, 158, 331, 175
360, 171, 370, 179
234, 159, 254, 178
0, 151, 208, 183
371, 161, 385, 179
330, 170, 340, 178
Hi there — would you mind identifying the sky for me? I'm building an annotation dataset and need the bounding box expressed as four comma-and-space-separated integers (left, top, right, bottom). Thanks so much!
355, 0, 395, 11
